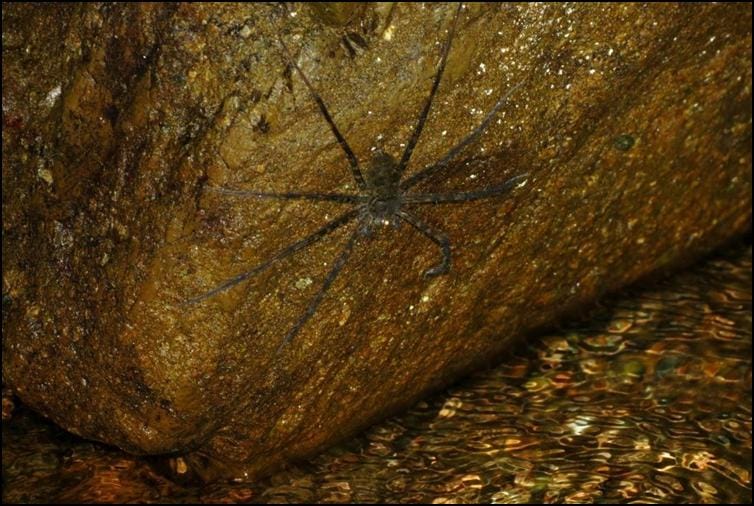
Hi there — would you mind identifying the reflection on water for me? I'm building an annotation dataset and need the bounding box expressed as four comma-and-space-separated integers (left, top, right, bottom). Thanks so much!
3, 241, 751, 503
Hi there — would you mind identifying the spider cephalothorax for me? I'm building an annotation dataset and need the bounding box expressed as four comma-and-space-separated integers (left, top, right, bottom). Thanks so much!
191, 4, 528, 347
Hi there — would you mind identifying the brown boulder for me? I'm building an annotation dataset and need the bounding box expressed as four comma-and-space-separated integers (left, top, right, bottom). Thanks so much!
2, 3, 751, 479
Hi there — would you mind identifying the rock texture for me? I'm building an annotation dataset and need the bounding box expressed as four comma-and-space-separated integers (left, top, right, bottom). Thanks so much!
2, 3, 751, 480
3, 242, 751, 503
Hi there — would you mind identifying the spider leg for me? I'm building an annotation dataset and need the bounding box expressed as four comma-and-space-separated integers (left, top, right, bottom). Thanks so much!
401, 82, 524, 190
403, 173, 529, 204
278, 221, 361, 350
397, 210, 451, 278
396, 3, 462, 177
209, 187, 367, 204
279, 38, 367, 191
187, 207, 361, 304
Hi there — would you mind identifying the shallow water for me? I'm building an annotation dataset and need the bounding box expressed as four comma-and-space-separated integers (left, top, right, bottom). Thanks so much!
3, 241, 751, 503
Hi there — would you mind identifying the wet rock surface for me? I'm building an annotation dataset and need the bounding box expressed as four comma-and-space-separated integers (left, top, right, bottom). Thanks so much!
3, 241, 751, 503
2, 3, 752, 479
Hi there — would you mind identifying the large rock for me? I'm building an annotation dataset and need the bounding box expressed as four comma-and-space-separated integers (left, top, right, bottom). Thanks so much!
2, 3, 751, 480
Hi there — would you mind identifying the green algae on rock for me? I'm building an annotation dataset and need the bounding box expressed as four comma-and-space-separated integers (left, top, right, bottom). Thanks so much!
2, 3, 752, 480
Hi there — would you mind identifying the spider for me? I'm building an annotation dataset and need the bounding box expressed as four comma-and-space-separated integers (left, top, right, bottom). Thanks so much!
190, 4, 529, 348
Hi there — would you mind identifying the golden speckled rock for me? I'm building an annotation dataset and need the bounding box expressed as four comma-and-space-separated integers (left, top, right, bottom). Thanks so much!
2, 3, 751, 480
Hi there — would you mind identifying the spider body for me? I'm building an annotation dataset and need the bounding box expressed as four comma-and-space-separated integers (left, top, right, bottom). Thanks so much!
364, 150, 403, 229
190, 4, 528, 347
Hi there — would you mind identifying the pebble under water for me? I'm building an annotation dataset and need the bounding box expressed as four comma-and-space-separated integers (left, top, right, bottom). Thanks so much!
2, 240, 751, 503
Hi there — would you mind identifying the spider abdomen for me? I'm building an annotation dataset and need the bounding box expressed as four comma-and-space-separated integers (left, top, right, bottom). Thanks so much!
365, 150, 401, 195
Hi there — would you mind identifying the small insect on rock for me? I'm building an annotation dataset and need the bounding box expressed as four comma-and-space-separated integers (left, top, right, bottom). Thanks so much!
189, 4, 529, 349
